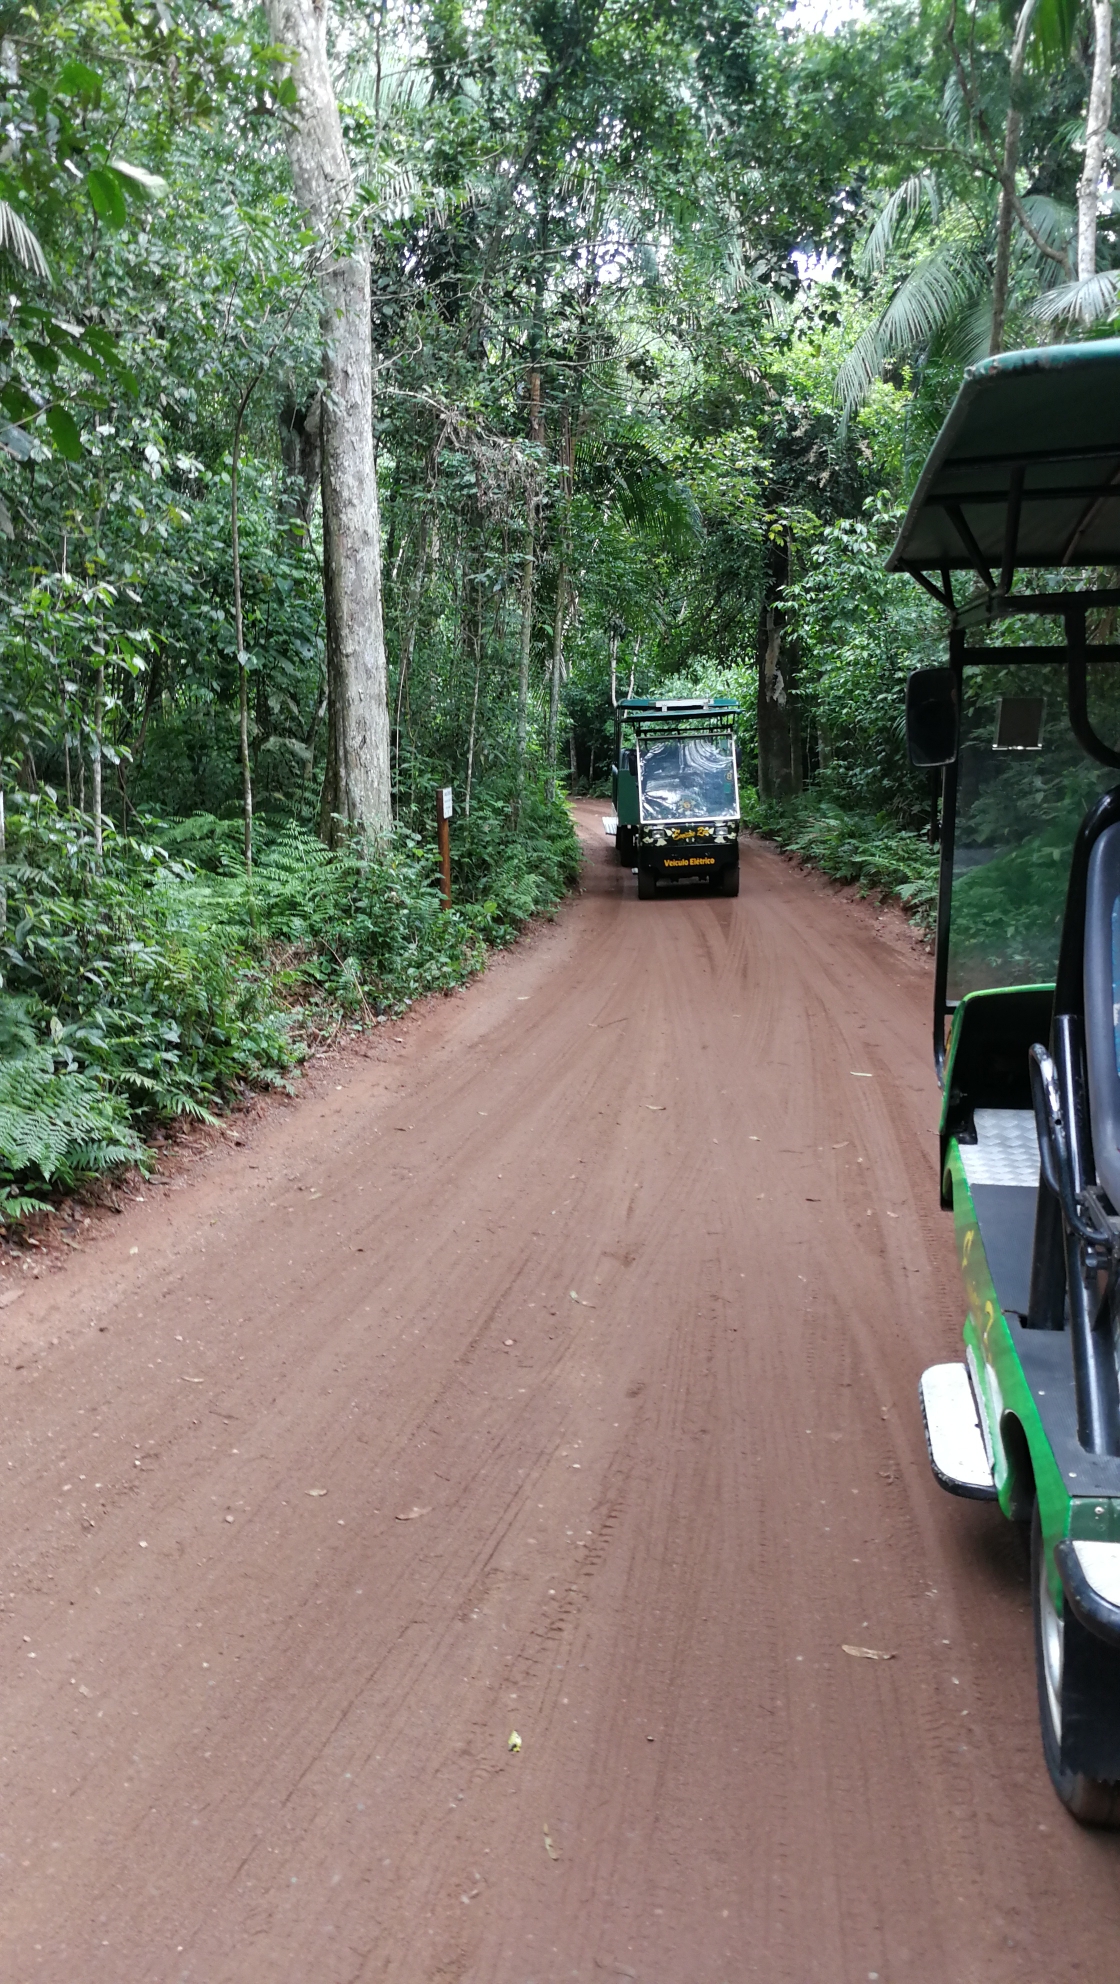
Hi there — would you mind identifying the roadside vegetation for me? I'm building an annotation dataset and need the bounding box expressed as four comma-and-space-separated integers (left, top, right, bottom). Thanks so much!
2, 0, 1118, 1215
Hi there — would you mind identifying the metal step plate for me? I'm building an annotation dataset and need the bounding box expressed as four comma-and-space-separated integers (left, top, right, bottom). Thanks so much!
919, 1363, 998, 1500
602, 816, 618, 837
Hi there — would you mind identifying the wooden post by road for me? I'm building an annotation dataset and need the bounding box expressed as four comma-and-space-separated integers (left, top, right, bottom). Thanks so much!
436, 784, 453, 909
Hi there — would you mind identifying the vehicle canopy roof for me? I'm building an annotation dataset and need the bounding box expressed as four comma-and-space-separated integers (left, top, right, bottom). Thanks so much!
617, 697, 740, 737
887, 340, 1120, 585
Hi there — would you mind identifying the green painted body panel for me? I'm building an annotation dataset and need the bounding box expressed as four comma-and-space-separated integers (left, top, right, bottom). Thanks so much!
938, 984, 1056, 1141
946, 1141, 1070, 1600
615, 764, 640, 826
945, 1131, 1120, 1609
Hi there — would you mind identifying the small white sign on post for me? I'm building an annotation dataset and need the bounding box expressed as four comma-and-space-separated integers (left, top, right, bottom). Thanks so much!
442, 785, 453, 819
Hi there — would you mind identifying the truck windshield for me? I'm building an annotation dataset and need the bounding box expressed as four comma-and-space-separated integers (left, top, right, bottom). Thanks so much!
948, 660, 1120, 1001
637, 737, 739, 823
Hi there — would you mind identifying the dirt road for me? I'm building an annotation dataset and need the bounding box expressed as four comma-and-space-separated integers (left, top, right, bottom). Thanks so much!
2, 805, 1119, 1984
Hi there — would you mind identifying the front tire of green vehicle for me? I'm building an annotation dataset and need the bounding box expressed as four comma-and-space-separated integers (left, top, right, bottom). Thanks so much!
717, 863, 739, 898
1032, 1502, 1120, 1825
637, 867, 656, 900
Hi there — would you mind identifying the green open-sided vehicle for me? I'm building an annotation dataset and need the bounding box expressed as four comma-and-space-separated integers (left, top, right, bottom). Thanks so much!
892, 340, 1120, 1823
611, 697, 741, 899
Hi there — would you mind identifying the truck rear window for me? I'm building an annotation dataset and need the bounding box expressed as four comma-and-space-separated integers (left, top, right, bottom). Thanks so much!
637, 738, 739, 822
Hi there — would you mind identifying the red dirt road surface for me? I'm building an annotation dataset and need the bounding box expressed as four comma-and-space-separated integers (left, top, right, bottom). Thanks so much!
3, 804, 1120, 1984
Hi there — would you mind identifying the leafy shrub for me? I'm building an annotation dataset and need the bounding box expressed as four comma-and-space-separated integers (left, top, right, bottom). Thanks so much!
744, 789, 938, 928
0, 780, 581, 1220
0, 1034, 147, 1219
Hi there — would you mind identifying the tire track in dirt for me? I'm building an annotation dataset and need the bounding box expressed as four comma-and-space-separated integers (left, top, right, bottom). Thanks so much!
1, 809, 1119, 1982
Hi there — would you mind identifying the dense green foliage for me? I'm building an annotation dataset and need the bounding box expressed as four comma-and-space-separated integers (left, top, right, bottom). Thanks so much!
744, 790, 940, 928
0, 785, 577, 1214
2, 0, 1118, 1212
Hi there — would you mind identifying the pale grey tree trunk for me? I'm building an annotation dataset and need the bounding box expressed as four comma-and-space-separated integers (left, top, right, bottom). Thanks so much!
514, 507, 534, 797
514, 364, 542, 821
546, 564, 567, 804
91, 663, 104, 861
231, 384, 255, 873
267, 0, 391, 841
393, 510, 430, 813
1079, 0, 1113, 280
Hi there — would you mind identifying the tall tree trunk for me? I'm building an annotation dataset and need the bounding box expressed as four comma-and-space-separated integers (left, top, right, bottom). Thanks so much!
91, 663, 105, 861
231, 389, 254, 874
1079, 0, 1113, 280
267, 0, 391, 843
278, 386, 322, 541
546, 563, 567, 804
465, 607, 483, 819
514, 498, 535, 817
755, 535, 801, 802
393, 510, 430, 816
991, 0, 1040, 354
0, 785, 6, 938
515, 353, 543, 819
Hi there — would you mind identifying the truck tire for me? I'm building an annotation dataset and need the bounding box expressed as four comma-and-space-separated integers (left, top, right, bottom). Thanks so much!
1033, 1501, 1120, 1824
718, 863, 740, 898
617, 824, 633, 863
637, 866, 656, 900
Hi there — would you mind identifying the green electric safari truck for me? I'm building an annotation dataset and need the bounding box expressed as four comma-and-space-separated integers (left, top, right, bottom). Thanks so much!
895, 340, 1120, 1823
611, 697, 741, 898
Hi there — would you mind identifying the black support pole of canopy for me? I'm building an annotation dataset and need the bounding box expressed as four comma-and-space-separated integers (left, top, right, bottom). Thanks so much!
946, 503, 997, 594
999, 463, 1024, 597
1066, 606, 1120, 770
931, 629, 964, 1081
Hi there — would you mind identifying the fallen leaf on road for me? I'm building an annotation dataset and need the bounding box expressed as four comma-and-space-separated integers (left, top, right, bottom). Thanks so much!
179, 1376, 204, 1385
645, 1103, 666, 1111
569, 1290, 594, 1306
842, 1644, 895, 1661
850, 1071, 874, 1079
508, 1730, 522, 1752
0, 1288, 23, 1309
543, 1821, 559, 1860
307, 1488, 328, 1498
396, 1505, 430, 1520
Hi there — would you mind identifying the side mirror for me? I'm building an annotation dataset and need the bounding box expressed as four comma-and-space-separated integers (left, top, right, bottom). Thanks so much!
906, 667, 959, 768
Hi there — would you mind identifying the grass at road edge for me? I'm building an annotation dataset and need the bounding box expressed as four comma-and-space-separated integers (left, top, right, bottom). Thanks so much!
742, 791, 937, 932
0, 785, 581, 1224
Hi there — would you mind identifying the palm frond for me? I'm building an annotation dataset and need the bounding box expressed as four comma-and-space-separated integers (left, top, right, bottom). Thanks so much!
941, 69, 968, 141
1028, 0, 1081, 71
876, 242, 989, 352
935, 294, 994, 367
0, 200, 49, 281
357, 159, 421, 217
1032, 268, 1120, 324
345, 58, 431, 119
837, 242, 989, 414
1018, 193, 1075, 256
857, 174, 939, 278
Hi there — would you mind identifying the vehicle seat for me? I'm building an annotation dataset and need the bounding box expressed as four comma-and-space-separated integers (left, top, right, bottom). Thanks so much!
1084, 821, 1120, 1211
